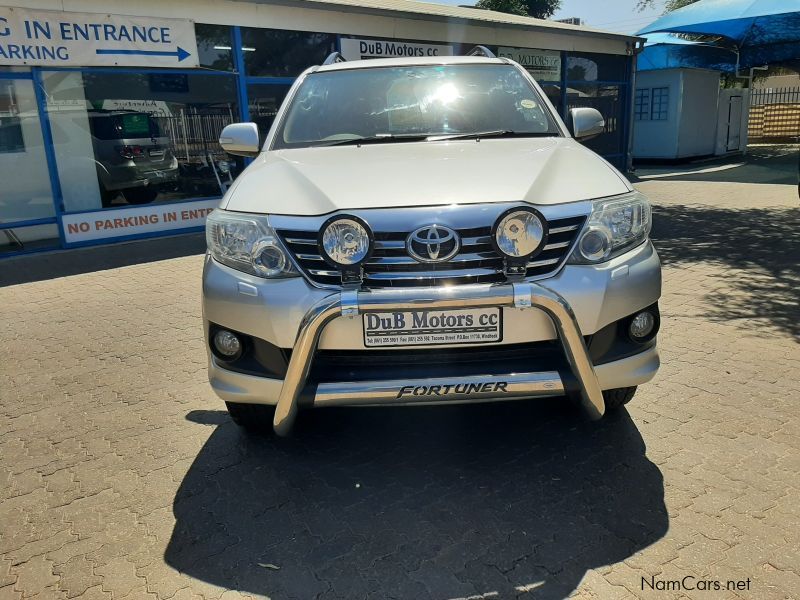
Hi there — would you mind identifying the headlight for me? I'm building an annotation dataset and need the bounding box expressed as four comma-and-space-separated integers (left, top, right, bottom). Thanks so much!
569, 191, 652, 264
319, 216, 372, 266
492, 207, 547, 259
206, 209, 297, 278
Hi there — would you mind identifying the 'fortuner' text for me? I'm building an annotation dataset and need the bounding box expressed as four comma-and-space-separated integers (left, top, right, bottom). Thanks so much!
397, 381, 509, 399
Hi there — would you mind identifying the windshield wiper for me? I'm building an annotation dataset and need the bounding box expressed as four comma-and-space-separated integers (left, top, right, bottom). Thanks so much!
426, 130, 558, 142
321, 134, 430, 147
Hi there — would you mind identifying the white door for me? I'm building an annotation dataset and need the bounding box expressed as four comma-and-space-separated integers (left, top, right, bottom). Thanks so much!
726, 95, 743, 151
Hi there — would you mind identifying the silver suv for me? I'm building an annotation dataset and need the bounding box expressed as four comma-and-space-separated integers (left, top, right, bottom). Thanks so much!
203, 50, 661, 435
87, 110, 179, 205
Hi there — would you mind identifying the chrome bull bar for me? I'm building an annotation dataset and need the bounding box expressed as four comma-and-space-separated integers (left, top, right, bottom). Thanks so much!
273, 282, 605, 435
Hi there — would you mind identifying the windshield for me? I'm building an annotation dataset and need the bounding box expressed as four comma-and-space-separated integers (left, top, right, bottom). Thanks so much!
273, 64, 560, 149
89, 112, 162, 140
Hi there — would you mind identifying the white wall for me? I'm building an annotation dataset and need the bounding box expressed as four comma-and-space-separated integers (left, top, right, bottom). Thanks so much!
676, 69, 720, 158
633, 68, 723, 160
632, 70, 681, 159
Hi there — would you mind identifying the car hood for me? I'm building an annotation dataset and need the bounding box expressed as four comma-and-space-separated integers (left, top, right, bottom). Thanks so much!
223, 137, 632, 215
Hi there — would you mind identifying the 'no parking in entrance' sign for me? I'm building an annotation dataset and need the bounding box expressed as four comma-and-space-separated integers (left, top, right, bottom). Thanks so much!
0, 7, 198, 68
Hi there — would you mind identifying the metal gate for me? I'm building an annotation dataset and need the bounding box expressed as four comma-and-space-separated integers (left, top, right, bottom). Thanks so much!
748, 87, 800, 142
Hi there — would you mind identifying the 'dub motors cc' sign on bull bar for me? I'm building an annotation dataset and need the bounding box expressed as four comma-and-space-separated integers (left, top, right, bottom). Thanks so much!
0, 7, 198, 67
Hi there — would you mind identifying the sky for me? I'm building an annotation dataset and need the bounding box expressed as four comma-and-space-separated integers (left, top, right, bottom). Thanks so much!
551, 0, 666, 33
429, 0, 667, 34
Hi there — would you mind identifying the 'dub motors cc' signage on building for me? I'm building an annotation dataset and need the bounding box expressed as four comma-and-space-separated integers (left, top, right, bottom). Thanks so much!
341, 37, 453, 61
0, 7, 199, 67
498, 47, 561, 81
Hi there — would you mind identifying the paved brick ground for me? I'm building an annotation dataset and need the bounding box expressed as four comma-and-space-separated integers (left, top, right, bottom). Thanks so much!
1, 155, 798, 599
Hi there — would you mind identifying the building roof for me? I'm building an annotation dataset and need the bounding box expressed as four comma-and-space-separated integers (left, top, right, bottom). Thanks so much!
265, 0, 641, 42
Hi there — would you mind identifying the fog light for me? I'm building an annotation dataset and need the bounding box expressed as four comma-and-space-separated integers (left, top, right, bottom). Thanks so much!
213, 329, 242, 360
319, 216, 372, 266
629, 311, 655, 341
492, 207, 547, 259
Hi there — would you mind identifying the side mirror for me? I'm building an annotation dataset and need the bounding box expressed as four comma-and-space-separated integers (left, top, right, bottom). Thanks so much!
219, 122, 260, 157
567, 107, 605, 141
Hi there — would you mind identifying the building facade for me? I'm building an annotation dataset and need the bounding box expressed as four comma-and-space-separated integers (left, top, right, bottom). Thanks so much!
1, 0, 639, 256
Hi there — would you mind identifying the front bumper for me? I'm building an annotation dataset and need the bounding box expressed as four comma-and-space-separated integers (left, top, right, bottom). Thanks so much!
203, 241, 661, 435
103, 163, 180, 191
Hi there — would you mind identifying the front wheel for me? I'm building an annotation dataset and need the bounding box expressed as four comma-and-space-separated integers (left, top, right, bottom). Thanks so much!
225, 402, 276, 433
603, 387, 637, 411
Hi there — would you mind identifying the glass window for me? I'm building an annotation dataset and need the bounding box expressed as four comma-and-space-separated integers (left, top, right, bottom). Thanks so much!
539, 83, 564, 116
275, 64, 560, 149
195, 24, 234, 71
242, 28, 336, 77
651, 87, 669, 120
0, 117, 24, 153
0, 79, 56, 227
1, 223, 59, 255
567, 83, 624, 156
42, 71, 243, 212
566, 52, 628, 82
248, 83, 292, 139
634, 88, 650, 121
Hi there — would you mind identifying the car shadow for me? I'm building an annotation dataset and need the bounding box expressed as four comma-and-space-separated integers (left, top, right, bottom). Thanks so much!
166, 401, 667, 599
651, 203, 800, 341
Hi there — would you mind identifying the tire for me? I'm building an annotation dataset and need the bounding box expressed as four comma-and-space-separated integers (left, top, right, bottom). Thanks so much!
225, 401, 276, 433
603, 386, 637, 412
100, 186, 116, 208
123, 186, 159, 204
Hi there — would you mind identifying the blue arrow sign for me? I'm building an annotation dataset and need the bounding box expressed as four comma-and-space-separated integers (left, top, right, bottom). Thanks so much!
95, 46, 191, 62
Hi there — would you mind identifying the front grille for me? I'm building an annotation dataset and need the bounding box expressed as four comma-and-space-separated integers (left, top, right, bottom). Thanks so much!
276, 215, 585, 288
308, 341, 574, 384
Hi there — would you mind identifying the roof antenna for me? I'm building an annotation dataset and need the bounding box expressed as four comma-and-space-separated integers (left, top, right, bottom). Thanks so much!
322, 52, 347, 65
465, 45, 496, 58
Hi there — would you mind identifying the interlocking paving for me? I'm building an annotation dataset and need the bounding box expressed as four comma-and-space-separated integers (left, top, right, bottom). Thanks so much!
1, 153, 798, 599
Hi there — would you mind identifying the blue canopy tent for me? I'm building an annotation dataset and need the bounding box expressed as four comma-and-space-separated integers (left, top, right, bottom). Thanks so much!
637, 33, 742, 72
636, 0, 800, 71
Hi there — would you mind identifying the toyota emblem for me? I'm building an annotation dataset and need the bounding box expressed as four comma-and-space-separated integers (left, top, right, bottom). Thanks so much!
406, 225, 460, 263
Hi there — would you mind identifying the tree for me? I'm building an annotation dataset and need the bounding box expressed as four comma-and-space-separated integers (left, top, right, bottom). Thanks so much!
474, 0, 528, 17
636, 0, 699, 13
522, 0, 562, 18
474, 0, 561, 19
566, 64, 587, 81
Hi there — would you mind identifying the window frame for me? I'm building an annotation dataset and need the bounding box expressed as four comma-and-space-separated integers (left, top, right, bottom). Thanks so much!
650, 86, 669, 121
634, 87, 650, 122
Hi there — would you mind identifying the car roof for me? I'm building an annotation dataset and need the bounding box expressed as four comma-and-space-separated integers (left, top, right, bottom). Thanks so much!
314, 55, 510, 72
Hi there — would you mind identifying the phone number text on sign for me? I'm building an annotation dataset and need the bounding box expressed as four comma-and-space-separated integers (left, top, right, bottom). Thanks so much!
363, 308, 502, 347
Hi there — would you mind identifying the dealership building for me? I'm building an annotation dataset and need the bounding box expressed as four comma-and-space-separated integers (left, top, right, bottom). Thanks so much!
1, 0, 641, 256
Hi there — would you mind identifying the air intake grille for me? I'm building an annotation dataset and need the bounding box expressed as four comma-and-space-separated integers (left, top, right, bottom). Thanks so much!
276, 215, 585, 288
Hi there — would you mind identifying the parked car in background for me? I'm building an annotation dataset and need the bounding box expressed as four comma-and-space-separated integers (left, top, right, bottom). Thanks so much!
87, 110, 179, 205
